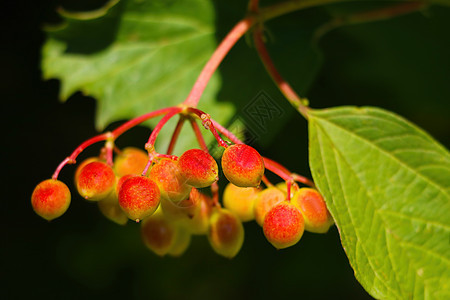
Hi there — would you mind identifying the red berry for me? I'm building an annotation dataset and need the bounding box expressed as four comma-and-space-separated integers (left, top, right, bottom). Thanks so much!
76, 161, 116, 201
31, 179, 71, 221
178, 149, 218, 188
118, 176, 160, 222
263, 202, 304, 249
221, 144, 264, 187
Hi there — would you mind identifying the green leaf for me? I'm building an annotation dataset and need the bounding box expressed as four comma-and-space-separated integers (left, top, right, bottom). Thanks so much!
41, 0, 325, 151
308, 106, 450, 299
42, 0, 234, 153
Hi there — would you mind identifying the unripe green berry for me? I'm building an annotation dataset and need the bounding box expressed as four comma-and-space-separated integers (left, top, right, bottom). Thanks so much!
168, 226, 191, 257
98, 185, 128, 225
223, 183, 260, 222
208, 208, 244, 258
141, 208, 178, 256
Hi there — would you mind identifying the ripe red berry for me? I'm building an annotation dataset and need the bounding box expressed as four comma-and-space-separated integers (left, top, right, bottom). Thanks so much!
178, 149, 218, 188
208, 208, 244, 258
221, 144, 264, 187
76, 161, 116, 201
31, 179, 71, 221
291, 188, 333, 233
118, 175, 160, 222
263, 202, 304, 249
149, 158, 191, 203
74, 157, 100, 184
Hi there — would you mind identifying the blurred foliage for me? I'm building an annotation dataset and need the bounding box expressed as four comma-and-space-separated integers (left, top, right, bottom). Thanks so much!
3, 0, 449, 299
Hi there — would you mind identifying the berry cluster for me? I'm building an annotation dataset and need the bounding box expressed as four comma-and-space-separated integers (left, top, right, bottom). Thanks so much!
31, 106, 333, 258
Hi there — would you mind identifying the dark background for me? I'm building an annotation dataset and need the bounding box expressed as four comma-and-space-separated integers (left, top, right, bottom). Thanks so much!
2, 1, 449, 299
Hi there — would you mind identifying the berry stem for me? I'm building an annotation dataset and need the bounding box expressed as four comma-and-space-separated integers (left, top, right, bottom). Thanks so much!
292, 173, 315, 187
111, 107, 176, 139
211, 119, 242, 145
314, 1, 427, 41
189, 118, 208, 152
146, 107, 183, 147
187, 108, 229, 148
167, 116, 186, 155
262, 175, 274, 187
263, 157, 293, 182
142, 107, 183, 175
183, 18, 254, 107
52, 133, 110, 179
252, 26, 308, 119
189, 118, 221, 207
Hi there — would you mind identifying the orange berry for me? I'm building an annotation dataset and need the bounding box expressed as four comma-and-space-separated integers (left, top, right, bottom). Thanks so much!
263, 202, 304, 249
149, 158, 191, 203
221, 144, 264, 187
118, 175, 160, 222
291, 188, 333, 233
253, 187, 285, 226
113, 147, 148, 177
76, 161, 115, 201
178, 149, 218, 188
31, 179, 71, 221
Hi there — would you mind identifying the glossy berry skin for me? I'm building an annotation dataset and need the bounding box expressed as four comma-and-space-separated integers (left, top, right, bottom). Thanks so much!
221, 144, 265, 187
31, 179, 71, 221
113, 147, 148, 177
118, 175, 160, 222
74, 157, 100, 184
76, 161, 116, 201
149, 158, 191, 203
178, 149, 218, 188
291, 188, 333, 233
223, 183, 260, 222
141, 209, 177, 256
253, 187, 285, 226
263, 202, 304, 249
208, 209, 244, 258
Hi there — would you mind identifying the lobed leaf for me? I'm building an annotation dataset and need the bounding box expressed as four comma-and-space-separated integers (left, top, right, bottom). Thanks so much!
42, 0, 234, 153
309, 106, 450, 299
